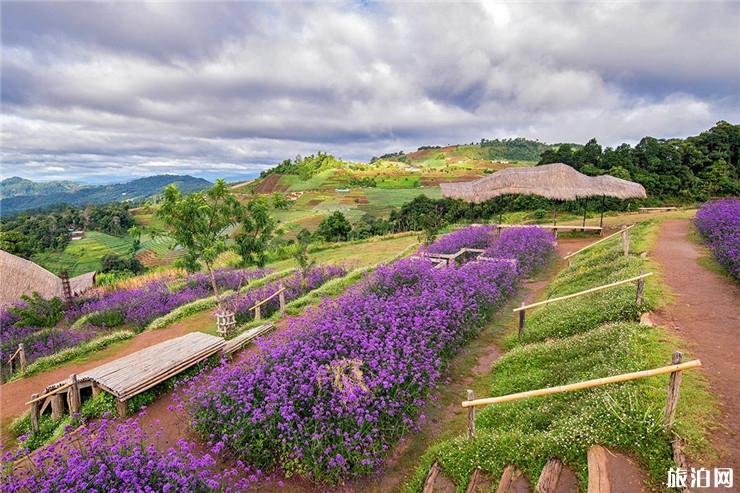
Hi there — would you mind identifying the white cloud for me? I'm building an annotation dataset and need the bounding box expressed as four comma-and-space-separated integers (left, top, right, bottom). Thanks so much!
1, 1, 738, 182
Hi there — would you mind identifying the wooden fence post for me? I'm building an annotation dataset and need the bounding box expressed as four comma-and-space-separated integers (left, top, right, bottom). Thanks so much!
636, 272, 645, 305
663, 351, 683, 431
254, 304, 261, 321
69, 374, 81, 414
621, 227, 629, 257
518, 302, 526, 336
116, 399, 128, 418
467, 389, 476, 439
30, 393, 40, 433
50, 394, 63, 420
18, 344, 26, 372
278, 284, 285, 316
92, 383, 101, 397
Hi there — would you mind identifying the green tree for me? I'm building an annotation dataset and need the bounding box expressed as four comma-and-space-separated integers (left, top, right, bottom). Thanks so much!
156, 179, 241, 308
293, 228, 315, 284
316, 211, 352, 242
235, 197, 276, 267
127, 225, 142, 253
271, 192, 290, 210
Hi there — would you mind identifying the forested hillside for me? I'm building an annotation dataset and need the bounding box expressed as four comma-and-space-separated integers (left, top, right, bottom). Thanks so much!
0, 177, 86, 199
539, 121, 740, 200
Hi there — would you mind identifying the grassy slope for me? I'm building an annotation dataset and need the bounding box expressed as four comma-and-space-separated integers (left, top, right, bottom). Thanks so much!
405, 220, 715, 492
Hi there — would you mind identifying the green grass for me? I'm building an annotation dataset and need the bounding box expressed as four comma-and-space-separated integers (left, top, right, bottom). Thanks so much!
406, 220, 715, 493
33, 231, 134, 276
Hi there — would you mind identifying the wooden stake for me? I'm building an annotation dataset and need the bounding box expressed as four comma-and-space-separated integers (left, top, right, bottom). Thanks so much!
423, 461, 441, 493
254, 304, 261, 321
537, 457, 564, 493
116, 399, 128, 418
69, 374, 81, 414
622, 228, 629, 257
18, 344, 26, 372
30, 393, 40, 433
467, 389, 476, 439
663, 351, 683, 431
636, 271, 645, 305
278, 283, 285, 316
466, 468, 482, 493
587, 445, 611, 493
92, 383, 101, 397
518, 302, 526, 336
50, 394, 63, 420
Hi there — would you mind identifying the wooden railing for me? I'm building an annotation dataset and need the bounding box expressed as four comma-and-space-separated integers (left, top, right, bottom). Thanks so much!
514, 272, 652, 335
249, 284, 286, 321
564, 224, 635, 260
6, 343, 26, 374
462, 352, 700, 438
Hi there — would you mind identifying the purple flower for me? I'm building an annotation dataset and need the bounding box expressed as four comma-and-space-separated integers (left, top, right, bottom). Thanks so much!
695, 199, 740, 281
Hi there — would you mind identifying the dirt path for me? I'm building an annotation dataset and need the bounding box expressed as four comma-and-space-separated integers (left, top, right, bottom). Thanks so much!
651, 219, 740, 475
0, 310, 215, 443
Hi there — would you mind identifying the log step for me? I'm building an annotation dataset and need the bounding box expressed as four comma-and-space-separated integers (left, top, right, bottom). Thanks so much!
466, 468, 494, 493
496, 465, 532, 493
536, 458, 579, 493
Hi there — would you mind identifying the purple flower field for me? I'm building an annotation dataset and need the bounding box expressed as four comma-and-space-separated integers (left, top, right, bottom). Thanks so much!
484, 226, 556, 277
182, 227, 554, 483
2, 415, 261, 492
68, 267, 271, 328
695, 198, 740, 281
423, 225, 494, 254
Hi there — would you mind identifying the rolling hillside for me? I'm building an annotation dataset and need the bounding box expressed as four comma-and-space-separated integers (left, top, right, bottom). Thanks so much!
1, 175, 211, 214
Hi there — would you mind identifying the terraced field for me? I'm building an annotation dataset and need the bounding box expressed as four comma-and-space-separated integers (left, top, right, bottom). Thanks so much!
33, 231, 134, 276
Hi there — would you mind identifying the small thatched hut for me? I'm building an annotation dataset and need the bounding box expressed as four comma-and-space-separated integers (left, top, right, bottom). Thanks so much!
0, 250, 96, 307
440, 163, 646, 203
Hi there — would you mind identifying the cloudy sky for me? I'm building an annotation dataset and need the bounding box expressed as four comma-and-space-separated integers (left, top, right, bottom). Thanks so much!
2, 1, 739, 183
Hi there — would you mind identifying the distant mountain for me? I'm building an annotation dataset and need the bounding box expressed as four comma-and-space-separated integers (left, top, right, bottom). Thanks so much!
0, 176, 87, 199
1, 175, 212, 215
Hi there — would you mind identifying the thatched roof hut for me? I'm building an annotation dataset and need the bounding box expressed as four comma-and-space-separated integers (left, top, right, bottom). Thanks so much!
0, 250, 96, 307
440, 163, 646, 203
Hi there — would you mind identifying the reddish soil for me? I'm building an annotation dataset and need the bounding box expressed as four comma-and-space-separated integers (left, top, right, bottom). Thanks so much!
253, 173, 288, 194
0, 310, 216, 444
651, 219, 740, 475
603, 449, 650, 493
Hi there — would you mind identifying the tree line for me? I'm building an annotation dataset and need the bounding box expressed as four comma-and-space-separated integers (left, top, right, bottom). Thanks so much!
538, 121, 739, 200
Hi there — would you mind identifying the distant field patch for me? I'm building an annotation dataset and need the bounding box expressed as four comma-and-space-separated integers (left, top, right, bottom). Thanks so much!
363, 187, 441, 207
33, 231, 134, 276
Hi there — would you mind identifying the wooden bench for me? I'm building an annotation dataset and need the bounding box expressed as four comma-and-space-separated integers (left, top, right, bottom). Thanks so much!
638, 207, 677, 213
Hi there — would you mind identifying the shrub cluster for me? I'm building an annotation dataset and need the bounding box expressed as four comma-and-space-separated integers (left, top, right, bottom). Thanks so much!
695, 198, 740, 281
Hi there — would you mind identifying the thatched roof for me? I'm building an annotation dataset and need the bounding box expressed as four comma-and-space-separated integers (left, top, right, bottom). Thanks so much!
0, 250, 95, 307
440, 163, 647, 203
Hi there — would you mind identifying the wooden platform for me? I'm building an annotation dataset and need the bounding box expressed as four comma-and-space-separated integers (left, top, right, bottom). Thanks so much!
42, 332, 225, 403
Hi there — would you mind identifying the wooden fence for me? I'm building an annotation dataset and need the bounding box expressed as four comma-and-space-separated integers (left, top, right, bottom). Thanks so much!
564, 224, 635, 260
514, 272, 652, 335
462, 353, 700, 439
6, 343, 27, 375
249, 284, 286, 321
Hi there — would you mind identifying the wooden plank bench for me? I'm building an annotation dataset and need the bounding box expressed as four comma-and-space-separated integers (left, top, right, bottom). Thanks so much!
223, 323, 275, 355
638, 206, 677, 213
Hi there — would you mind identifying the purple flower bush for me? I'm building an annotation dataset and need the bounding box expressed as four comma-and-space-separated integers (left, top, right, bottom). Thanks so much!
182, 235, 548, 483
68, 267, 271, 329
423, 225, 494, 254
695, 198, 740, 281
226, 265, 346, 324
1, 415, 262, 492
484, 226, 556, 277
